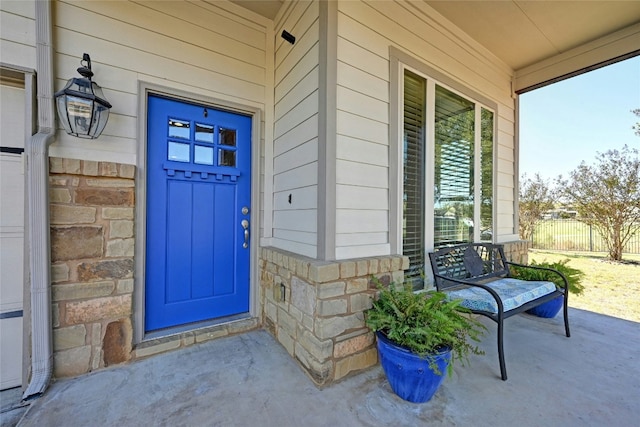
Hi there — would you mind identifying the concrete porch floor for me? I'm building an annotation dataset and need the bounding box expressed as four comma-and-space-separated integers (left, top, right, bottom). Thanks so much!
8, 308, 640, 427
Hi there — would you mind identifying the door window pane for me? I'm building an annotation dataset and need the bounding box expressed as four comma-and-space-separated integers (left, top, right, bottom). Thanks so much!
195, 123, 214, 143
169, 119, 190, 139
219, 128, 236, 146
218, 149, 236, 167
168, 142, 190, 162
194, 145, 214, 165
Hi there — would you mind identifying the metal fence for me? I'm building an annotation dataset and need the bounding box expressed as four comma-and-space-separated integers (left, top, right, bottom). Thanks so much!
530, 219, 640, 254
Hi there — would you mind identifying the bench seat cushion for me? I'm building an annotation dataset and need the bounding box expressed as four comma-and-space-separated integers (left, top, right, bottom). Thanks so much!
445, 278, 556, 313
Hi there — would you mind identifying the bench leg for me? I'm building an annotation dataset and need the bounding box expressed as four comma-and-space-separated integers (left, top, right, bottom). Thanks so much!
563, 296, 571, 338
497, 320, 507, 380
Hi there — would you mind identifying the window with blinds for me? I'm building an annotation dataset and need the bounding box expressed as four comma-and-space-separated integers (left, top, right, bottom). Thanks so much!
403, 70, 426, 281
401, 69, 495, 283
434, 85, 475, 247
480, 108, 494, 241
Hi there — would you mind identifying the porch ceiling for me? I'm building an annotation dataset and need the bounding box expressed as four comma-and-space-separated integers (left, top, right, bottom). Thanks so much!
228, 0, 283, 20
230, 1, 640, 74
424, 1, 640, 71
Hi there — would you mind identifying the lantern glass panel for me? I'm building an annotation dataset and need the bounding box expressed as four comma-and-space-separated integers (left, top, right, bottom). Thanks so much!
91, 82, 107, 100
67, 96, 93, 136
91, 104, 110, 138
56, 94, 73, 135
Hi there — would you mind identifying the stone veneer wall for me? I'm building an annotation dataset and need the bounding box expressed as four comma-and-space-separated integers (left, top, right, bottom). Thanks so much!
259, 242, 529, 386
48, 157, 261, 378
260, 247, 408, 386
502, 240, 531, 264
49, 158, 136, 377
47, 157, 530, 382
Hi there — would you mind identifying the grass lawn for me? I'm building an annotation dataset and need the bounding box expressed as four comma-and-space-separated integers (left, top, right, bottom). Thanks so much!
528, 250, 640, 323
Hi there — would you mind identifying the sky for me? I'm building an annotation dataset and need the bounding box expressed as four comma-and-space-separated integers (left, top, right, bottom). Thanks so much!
519, 55, 640, 184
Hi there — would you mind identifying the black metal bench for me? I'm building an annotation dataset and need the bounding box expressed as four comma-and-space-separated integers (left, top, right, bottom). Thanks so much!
428, 243, 570, 380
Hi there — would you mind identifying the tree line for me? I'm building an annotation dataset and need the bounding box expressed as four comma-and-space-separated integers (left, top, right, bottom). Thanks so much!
520, 110, 640, 261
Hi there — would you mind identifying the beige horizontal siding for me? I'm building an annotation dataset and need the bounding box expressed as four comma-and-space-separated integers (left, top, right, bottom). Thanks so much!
497, 141, 514, 159
274, 162, 318, 193
274, 114, 318, 157
1, 9, 35, 46
49, 0, 268, 164
335, 232, 388, 247
336, 185, 388, 210
348, 0, 512, 95
271, 237, 317, 259
274, 67, 319, 120
275, 44, 319, 104
335, 135, 388, 167
336, 85, 388, 124
336, 160, 387, 188
0, 40, 36, 71
337, 37, 389, 83
336, 210, 388, 234
336, 111, 387, 145
274, 139, 318, 174
273, 229, 317, 246
274, 185, 317, 210
273, 210, 317, 233
56, 2, 265, 73
336, 243, 390, 260
272, 0, 320, 257
137, 1, 267, 55
0, 3, 36, 69
274, 1, 318, 66
274, 90, 318, 143
1, 0, 35, 18
335, 0, 517, 258
336, 61, 388, 102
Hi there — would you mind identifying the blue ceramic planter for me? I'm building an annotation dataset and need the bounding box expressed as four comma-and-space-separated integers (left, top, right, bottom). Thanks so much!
526, 295, 563, 318
376, 332, 451, 403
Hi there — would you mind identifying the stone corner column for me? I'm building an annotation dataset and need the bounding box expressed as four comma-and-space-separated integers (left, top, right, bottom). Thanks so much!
259, 247, 408, 386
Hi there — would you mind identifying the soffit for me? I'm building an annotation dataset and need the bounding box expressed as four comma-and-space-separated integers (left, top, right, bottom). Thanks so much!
226, 0, 640, 77
228, 0, 283, 20
425, 1, 640, 71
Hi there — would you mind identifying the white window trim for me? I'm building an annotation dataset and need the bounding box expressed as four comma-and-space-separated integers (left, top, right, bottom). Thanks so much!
389, 47, 498, 277
474, 106, 483, 243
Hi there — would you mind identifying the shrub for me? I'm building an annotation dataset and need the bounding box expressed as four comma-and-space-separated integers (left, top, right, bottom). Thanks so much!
365, 280, 485, 375
510, 259, 585, 295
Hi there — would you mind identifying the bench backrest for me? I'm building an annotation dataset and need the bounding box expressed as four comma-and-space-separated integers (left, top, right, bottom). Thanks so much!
428, 243, 509, 290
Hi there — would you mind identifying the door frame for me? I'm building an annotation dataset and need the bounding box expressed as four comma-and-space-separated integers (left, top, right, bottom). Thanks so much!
134, 82, 262, 343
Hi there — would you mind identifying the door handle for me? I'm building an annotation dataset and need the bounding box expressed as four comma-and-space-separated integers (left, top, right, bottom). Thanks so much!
241, 219, 249, 248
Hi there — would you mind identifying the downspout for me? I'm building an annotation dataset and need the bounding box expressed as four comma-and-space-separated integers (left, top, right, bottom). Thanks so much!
23, 0, 56, 400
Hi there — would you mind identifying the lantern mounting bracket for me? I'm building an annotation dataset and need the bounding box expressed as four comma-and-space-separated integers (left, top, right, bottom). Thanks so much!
77, 53, 94, 79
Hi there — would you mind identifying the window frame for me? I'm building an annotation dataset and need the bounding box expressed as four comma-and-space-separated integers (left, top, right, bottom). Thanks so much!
389, 47, 498, 283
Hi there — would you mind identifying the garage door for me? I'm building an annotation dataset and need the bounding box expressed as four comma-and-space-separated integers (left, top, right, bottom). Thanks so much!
0, 82, 25, 390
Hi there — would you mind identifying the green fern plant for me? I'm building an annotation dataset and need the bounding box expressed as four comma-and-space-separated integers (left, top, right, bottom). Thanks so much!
509, 259, 585, 295
365, 279, 485, 376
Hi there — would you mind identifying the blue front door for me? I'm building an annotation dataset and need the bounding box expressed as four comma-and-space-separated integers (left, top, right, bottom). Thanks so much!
145, 94, 251, 332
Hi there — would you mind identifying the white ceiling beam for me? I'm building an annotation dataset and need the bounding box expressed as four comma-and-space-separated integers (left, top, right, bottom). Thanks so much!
514, 22, 640, 93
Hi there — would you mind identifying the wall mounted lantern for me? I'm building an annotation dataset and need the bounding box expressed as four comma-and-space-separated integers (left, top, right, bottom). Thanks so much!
55, 53, 112, 139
